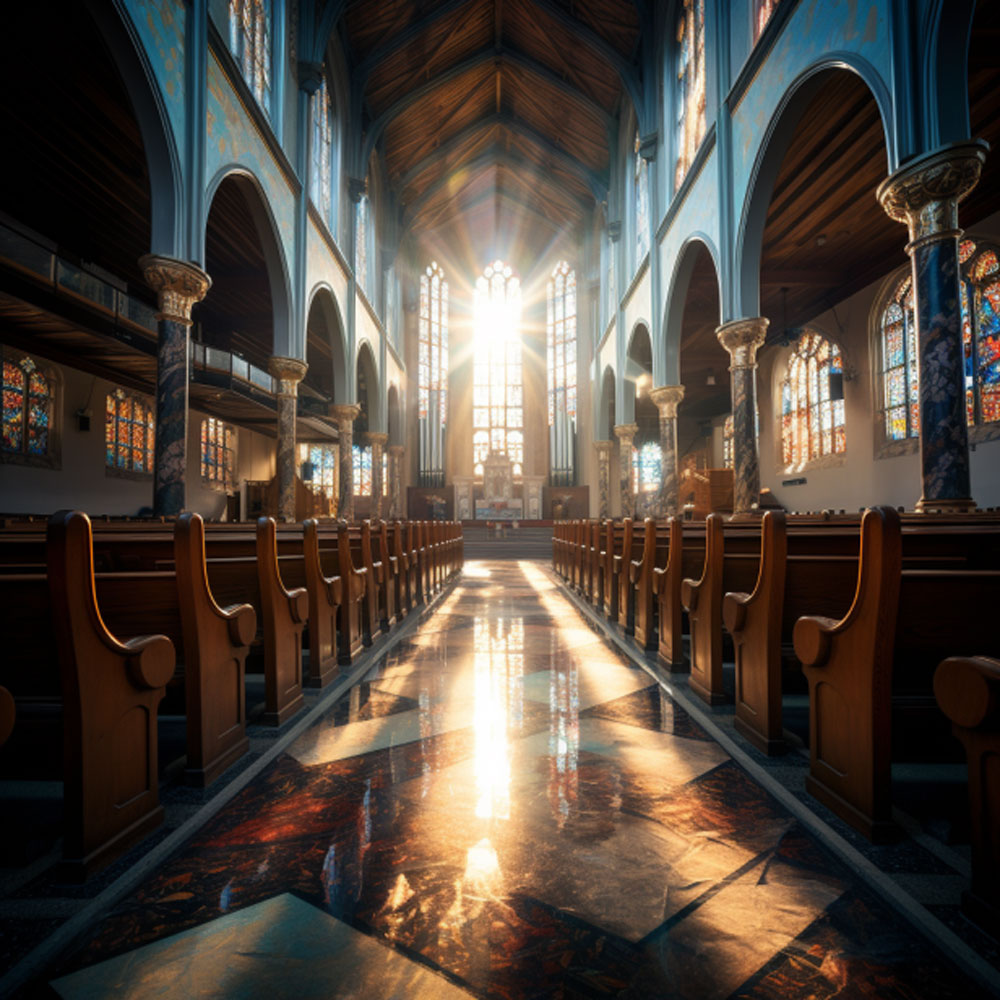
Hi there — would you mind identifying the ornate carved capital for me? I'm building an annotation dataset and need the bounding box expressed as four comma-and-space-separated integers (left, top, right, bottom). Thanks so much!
330, 403, 362, 426
268, 356, 308, 396
387, 444, 406, 457
613, 422, 639, 443
717, 317, 768, 370
139, 255, 211, 326
649, 384, 685, 418
594, 440, 614, 458
365, 431, 388, 447
298, 60, 324, 94
877, 140, 988, 248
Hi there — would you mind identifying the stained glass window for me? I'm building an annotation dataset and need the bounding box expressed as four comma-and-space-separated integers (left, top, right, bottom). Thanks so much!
674, 0, 706, 192
229, 0, 271, 116
879, 241, 1000, 441
2, 355, 52, 458
355, 193, 369, 297
722, 415, 733, 468
352, 444, 372, 496
201, 417, 236, 489
780, 332, 846, 471
419, 261, 448, 485
382, 450, 388, 498
310, 77, 332, 221
631, 442, 662, 495
299, 442, 337, 501
753, 0, 780, 42
473, 260, 523, 477
634, 133, 649, 263
105, 389, 154, 474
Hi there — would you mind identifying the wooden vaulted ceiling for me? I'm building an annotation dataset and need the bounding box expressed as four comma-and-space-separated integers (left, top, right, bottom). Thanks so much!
340, 0, 639, 241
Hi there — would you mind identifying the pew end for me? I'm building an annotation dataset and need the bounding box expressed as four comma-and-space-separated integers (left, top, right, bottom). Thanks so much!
934, 655, 1000, 939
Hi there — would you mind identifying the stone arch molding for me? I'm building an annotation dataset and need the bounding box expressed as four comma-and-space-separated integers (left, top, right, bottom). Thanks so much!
204, 167, 294, 360
735, 56, 895, 321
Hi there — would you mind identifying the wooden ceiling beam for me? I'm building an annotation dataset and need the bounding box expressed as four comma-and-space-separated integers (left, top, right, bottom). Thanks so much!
398, 111, 607, 201
409, 184, 567, 237
362, 44, 612, 169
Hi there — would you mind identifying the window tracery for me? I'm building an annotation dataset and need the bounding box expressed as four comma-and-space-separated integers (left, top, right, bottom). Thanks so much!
674, 0, 706, 191
201, 417, 236, 490
311, 77, 332, 221
2, 353, 54, 461
105, 388, 154, 474
419, 261, 448, 485
780, 332, 846, 471
229, 0, 272, 115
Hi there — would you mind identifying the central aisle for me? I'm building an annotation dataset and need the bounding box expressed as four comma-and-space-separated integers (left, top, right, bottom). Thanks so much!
51, 562, 977, 999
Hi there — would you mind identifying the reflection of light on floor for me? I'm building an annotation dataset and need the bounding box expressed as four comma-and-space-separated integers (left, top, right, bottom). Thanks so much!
518, 560, 604, 650
548, 629, 579, 829
473, 615, 524, 820
462, 562, 492, 578
464, 837, 500, 886
431, 586, 464, 618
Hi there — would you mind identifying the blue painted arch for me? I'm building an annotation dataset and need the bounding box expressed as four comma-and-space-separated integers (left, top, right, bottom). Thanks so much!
662, 233, 722, 386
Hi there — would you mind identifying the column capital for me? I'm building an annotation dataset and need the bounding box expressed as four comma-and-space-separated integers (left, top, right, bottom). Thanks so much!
387, 444, 406, 457
877, 140, 987, 248
330, 403, 362, 424
613, 422, 639, 441
348, 177, 367, 203
297, 60, 324, 94
366, 431, 389, 446
717, 318, 768, 369
594, 439, 615, 456
268, 356, 308, 396
139, 255, 211, 326
650, 384, 685, 418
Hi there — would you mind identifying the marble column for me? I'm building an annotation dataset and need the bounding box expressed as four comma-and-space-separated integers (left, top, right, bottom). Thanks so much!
268, 357, 308, 522
367, 432, 388, 519
594, 440, 613, 518
139, 255, 211, 517
649, 385, 685, 516
388, 444, 405, 519
877, 140, 988, 512
717, 318, 768, 517
331, 403, 360, 521
613, 423, 638, 519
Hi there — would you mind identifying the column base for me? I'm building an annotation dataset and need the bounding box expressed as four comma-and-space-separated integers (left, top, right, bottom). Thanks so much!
914, 497, 977, 514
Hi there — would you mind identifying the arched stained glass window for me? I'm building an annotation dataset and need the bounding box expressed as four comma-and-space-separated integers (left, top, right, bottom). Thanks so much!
674, 0, 706, 192
632, 442, 662, 495
105, 389, 154, 474
355, 194, 369, 297
879, 240, 1000, 441
781, 333, 846, 471
419, 261, 448, 486
311, 77, 332, 221
722, 414, 734, 468
229, 0, 272, 116
634, 133, 649, 263
201, 417, 236, 489
753, 0, 780, 42
547, 261, 577, 484
473, 260, 523, 477
2, 354, 52, 458
352, 443, 372, 496
299, 442, 337, 502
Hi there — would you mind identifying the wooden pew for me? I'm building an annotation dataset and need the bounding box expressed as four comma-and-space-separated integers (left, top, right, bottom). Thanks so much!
611, 518, 634, 629
681, 515, 762, 705
589, 521, 604, 612
602, 518, 617, 621
48, 510, 175, 876
629, 517, 675, 652
373, 520, 398, 632
333, 520, 367, 664
934, 655, 1000, 939
295, 519, 343, 688
390, 521, 412, 618
203, 519, 307, 726
793, 506, 1000, 841
652, 517, 687, 671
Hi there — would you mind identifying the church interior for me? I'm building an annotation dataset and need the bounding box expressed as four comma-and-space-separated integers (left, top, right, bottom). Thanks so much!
1, 0, 1000, 996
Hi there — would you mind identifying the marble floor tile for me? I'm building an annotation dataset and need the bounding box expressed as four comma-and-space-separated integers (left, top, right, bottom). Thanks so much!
51, 893, 472, 999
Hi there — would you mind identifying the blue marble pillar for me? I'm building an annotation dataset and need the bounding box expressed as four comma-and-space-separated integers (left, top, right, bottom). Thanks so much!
614, 423, 638, 519
717, 319, 768, 517
332, 404, 360, 521
594, 441, 613, 518
878, 141, 988, 512
269, 357, 308, 523
650, 385, 685, 516
139, 256, 212, 518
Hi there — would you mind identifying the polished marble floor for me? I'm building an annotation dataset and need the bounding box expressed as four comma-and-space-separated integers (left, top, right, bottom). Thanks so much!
49, 561, 986, 998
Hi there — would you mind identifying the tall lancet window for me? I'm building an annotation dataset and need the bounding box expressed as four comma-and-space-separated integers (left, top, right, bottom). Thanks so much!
547, 261, 577, 485
634, 133, 649, 264
781, 332, 846, 471
310, 77, 332, 222
674, 0, 706, 191
418, 261, 448, 487
229, 0, 272, 117
473, 260, 523, 477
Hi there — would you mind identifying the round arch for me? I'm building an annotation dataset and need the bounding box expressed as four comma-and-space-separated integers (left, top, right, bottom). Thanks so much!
305, 283, 350, 403
355, 339, 382, 432
203, 166, 293, 359
736, 58, 894, 320
662, 234, 722, 384
86, 0, 182, 258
